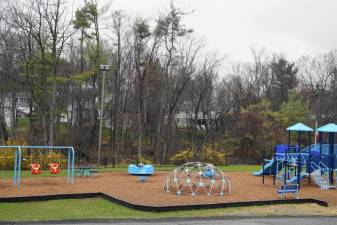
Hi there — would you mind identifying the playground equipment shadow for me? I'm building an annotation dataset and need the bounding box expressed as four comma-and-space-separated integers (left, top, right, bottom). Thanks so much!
0, 172, 336, 208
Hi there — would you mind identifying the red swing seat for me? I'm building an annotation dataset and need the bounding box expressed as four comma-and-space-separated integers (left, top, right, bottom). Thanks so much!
30, 163, 41, 174
48, 162, 60, 174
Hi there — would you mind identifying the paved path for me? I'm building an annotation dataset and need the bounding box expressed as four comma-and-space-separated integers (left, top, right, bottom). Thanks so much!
10, 217, 337, 225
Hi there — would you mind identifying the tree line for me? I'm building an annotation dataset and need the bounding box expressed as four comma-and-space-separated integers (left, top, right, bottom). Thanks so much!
0, 0, 336, 165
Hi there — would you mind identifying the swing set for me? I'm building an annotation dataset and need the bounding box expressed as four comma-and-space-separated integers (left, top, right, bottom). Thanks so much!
28, 149, 62, 175
0, 146, 75, 189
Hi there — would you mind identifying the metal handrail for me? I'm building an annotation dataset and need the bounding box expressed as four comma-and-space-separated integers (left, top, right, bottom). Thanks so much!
310, 161, 330, 187
311, 161, 320, 171
319, 162, 330, 173
274, 152, 309, 162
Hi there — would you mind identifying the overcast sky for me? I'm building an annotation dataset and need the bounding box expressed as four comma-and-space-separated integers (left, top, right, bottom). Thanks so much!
107, 0, 337, 63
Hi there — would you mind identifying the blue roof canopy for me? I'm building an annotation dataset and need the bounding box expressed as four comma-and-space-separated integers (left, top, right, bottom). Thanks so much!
317, 123, 337, 133
286, 122, 313, 132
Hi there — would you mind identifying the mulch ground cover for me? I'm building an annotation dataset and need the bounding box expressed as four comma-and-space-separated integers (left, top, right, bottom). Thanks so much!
0, 172, 336, 206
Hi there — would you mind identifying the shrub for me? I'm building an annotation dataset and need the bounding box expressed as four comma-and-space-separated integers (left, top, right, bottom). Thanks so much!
0, 138, 28, 170
138, 155, 153, 165
169, 148, 195, 164
169, 146, 225, 165
200, 146, 225, 166
0, 139, 69, 170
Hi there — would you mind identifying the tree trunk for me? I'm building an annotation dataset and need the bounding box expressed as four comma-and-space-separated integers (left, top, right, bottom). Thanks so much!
0, 105, 9, 143
153, 92, 165, 162
10, 91, 17, 138
49, 82, 56, 146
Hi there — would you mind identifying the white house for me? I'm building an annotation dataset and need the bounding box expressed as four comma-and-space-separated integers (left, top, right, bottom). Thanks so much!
174, 102, 217, 129
2, 92, 31, 126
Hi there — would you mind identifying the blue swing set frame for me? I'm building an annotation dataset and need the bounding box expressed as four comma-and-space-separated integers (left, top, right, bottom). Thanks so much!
0, 146, 75, 189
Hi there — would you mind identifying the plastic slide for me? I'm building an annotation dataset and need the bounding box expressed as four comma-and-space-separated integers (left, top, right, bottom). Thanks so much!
253, 159, 275, 176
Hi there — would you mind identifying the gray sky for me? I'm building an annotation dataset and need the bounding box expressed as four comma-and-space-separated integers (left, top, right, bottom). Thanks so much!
109, 0, 337, 62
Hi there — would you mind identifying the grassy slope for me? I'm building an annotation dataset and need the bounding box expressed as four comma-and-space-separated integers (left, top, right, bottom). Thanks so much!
0, 198, 336, 222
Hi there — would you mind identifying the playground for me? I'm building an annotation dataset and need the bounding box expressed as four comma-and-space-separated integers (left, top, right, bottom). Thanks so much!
1, 122, 337, 222
0, 171, 337, 207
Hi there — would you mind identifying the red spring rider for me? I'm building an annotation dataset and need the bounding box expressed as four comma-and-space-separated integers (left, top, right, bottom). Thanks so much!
48, 162, 60, 174
30, 163, 41, 174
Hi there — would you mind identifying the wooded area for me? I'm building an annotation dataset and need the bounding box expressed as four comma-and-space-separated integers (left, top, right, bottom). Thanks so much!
0, 0, 337, 165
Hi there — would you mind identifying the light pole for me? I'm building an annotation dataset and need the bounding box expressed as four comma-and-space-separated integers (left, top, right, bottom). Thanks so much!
98, 64, 110, 166
137, 63, 145, 162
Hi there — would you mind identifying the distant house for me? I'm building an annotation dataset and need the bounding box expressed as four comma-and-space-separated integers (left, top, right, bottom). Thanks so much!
1, 90, 105, 128
3, 92, 31, 126
1, 92, 218, 132
174, 102, 217, 129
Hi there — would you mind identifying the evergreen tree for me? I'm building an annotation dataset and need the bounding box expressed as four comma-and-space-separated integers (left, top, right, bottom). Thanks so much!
268, 56, 298, 110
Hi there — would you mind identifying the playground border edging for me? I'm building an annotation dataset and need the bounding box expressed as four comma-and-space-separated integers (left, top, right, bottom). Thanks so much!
0, 192, 328, 211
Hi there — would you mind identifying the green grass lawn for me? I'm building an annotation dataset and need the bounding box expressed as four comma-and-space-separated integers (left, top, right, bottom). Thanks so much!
0, 198, 226, 221
0, 198, 335, 222
0, 169, 72, 179
0, 164, 260, 179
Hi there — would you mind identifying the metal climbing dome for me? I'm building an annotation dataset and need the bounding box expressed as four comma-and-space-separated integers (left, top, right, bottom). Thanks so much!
163, 162, 232, 196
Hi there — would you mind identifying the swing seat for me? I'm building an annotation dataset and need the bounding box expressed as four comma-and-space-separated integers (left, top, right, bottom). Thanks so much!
30, 163, 41, 174
48, 163, 60, 174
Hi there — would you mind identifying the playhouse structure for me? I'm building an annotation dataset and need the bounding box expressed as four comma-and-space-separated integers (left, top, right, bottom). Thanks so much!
256, 122, 337, 190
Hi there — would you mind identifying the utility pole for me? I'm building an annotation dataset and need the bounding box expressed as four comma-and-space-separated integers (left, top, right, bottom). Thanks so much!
98, 64, 110, 166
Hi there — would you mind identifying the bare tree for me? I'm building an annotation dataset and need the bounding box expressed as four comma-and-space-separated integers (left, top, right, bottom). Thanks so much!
160, 37, 202, 163
187, 54, 222, 160
298, 51, 337, 122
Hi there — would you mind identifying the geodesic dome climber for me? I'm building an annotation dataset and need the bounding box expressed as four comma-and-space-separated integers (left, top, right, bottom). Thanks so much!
163, 162, 232, 196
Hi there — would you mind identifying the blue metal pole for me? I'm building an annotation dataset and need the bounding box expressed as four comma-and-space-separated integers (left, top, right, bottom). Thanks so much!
13, 148, 17, 185
285, 131, 290, 185
329, 132, 334, 184
308, 131, 312, 185
17, 146, 21, 190
319, 132, 323, 177
262, 147, 265, 184
297, 131, 301, 188
273, 148, 276, 185
67, 148, 70, 183
71, 147, 75, 184
297, 152, 302, 189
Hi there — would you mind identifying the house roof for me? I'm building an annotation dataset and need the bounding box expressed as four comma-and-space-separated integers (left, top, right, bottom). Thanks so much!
286, 122, 313, 132
317, 123, 337, 133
